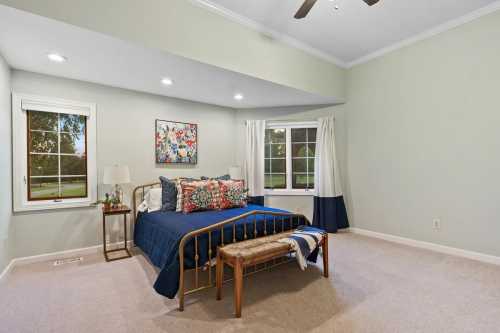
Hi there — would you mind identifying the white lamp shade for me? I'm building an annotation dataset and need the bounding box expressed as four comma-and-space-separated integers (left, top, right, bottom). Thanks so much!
103, 165, 131, 185
229, 166, 242, 180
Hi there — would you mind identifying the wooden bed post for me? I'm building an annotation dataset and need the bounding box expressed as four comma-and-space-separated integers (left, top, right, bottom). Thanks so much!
234, 257, 244, 318
322, 235, 329, 278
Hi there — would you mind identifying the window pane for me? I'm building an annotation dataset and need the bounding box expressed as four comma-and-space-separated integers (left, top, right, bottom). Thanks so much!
60, 114, 85, 134
29, 111, 58, 131
61, 133, 85, 155
308, 143, 316, 157
307, 174, 315, 189
270, 144, 286, 158
265, 144, 270, 158
292, 143, 307, 158
265, 174, 286, 189
291, 128, 307, 142
61, 155, 86, 175
271, 159, 286, 173
31, 155, 58, 176
61, 177, 87, 197
292, 173, 308, 189
30, 177, 59, 199
269, 129, 285, 143
308, 128, 317, 143
265, 159, 270, 173
308, 158, 315, 172
29, 131, 58, 153
292, 158, 307, 173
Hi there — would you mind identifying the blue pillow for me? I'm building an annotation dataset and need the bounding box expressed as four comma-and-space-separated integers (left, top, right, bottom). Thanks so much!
159, 176, 177, 211
201, 174, 231, 181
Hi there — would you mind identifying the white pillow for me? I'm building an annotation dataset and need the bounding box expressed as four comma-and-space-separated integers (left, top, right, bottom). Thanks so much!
138, 188, 162, 213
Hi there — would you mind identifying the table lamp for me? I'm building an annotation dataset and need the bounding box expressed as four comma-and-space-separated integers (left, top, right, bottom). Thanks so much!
103, 165, 130, 207
229, 166, 242, 180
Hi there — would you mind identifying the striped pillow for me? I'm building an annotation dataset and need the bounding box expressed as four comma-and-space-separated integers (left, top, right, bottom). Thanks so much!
175, 178, 197, 212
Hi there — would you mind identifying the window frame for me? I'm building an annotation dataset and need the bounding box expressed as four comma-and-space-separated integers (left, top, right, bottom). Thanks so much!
12, 93, 97, 212
265, 121, 317, 196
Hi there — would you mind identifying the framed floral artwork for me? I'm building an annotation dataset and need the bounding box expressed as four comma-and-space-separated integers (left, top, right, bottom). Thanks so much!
155, 120, 198, 164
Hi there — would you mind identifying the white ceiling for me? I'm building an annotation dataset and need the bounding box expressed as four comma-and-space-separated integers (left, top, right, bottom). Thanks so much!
0, 5, 339, 109
200, 0, 499, 65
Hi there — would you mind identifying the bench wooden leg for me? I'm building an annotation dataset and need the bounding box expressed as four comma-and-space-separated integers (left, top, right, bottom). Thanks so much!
322, 235, 329, 278
234, 258, 243, 318
216, 252, 223, 301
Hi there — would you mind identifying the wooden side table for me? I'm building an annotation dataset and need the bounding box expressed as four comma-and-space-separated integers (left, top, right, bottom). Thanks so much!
102, 205, 132, 262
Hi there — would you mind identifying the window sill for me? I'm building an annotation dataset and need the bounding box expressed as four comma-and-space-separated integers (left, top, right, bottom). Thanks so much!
264, 189, 316, 197
14, 199, 97, 213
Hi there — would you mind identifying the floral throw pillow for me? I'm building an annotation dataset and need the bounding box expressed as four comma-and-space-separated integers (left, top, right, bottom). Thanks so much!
181, 180, 221, 213
219, 180, 247, 209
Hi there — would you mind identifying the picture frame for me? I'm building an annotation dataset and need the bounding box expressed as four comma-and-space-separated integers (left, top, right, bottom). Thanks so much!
155, 119, 198, 164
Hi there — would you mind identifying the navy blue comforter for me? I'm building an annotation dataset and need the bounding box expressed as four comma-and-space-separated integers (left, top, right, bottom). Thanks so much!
134, 205, 302, 298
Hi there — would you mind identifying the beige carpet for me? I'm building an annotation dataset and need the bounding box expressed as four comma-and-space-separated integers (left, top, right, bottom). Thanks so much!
1, 233, 500, 333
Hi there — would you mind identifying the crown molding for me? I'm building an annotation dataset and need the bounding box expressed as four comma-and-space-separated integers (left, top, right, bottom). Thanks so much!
347, 0, 500, 68
190, 0, 500, 71
188, 0, 348, 69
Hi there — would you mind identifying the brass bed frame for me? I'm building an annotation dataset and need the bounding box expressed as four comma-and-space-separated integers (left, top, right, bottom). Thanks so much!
132, 182, 310, 311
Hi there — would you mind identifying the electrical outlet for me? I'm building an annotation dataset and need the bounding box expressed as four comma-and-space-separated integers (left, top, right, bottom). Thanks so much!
433, 218, 441, 230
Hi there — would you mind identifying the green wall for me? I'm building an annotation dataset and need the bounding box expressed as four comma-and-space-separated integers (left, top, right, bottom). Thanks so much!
343, 9, 500, 256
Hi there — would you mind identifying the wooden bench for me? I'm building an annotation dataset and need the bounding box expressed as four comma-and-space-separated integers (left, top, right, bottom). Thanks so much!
216, 231, 329, 318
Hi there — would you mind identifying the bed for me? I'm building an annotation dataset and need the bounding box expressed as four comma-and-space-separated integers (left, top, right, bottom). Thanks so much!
132, 182, 309, 311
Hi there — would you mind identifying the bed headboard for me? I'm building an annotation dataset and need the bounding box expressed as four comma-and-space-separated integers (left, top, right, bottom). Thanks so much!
132, 182, 161, 223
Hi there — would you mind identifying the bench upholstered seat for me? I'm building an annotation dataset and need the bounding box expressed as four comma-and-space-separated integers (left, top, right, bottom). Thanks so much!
218, 231, 293, 262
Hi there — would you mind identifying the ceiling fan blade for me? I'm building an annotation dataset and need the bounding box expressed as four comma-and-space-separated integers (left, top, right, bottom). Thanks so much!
362, 0, 380, 5
294, 0, 318, 19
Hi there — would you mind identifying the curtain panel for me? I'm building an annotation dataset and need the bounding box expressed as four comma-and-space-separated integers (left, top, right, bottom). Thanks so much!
244, 120, 266, 205
313, 116, 349, 232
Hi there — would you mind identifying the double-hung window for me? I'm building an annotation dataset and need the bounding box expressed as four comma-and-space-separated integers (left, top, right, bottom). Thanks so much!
264, 121, 317, 195
12, 94, 97, 211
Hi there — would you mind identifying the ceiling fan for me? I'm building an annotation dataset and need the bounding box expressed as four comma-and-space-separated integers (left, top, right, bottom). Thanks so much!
295, 0, 380, 19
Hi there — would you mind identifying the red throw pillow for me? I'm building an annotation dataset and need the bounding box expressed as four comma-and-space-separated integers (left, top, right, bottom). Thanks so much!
219, 180, 247, 209
181, 180, 221, 213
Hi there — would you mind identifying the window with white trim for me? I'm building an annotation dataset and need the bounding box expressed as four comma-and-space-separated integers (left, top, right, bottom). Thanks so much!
12, 94, 97, 212
264, 121, 317, 195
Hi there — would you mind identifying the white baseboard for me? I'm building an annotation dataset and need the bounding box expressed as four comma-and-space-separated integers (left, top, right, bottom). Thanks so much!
0, 240, 134, 281
349, 227, 500, 266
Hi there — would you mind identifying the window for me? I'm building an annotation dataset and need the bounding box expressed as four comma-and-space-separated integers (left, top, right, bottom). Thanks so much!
12, 94, 97, 212
265, 121, 317, 195
264, 128, 286, 189
291, 128, 316, 190
27, 111, 87, 201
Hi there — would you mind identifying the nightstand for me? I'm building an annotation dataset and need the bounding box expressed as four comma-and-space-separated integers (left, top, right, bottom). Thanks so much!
102, 205, 132, 262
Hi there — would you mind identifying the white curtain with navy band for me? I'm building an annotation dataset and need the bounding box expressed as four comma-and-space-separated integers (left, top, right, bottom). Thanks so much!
313, 116, 349, 232
244, 120, 266, 205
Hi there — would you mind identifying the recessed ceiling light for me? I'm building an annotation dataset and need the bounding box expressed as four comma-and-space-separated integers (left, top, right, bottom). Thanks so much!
161, 77, 173, 86
47, 53, 67, 63
334, 5, 339, 10
234, 93, 244, 101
